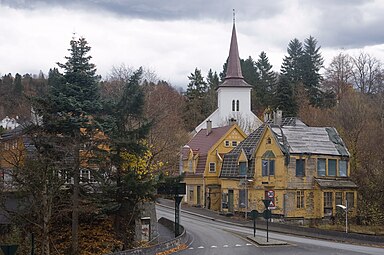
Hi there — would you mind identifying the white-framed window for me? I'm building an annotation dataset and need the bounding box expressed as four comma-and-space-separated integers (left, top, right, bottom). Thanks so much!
232, 100, 236, 111
232, 141, 238, 147
209, 162, 216, 173
224, 140, 230, 147
80, 169, 96, 183
236, 100, 240, 111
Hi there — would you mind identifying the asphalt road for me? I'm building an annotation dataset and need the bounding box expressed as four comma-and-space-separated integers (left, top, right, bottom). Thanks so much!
156, 205, 384, 255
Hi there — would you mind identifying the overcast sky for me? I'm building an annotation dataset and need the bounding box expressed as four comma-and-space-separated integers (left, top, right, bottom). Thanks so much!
1, 0, 384, 89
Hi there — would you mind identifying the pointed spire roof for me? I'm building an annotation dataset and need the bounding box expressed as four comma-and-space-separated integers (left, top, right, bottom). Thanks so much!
225, 23, 243, 79
219, 17, 251, 88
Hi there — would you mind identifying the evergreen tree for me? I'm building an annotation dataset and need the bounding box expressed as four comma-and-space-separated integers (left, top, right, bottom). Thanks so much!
183, 68, 208, 130
273, 75, 298, 117
205, 69, 219, 114
13, 73, 23, 96
280, 38, 303, 84
255, 51, 277, 112
33, 36, 101, 255
302, 36, 324, 106
101, 68, 152, 248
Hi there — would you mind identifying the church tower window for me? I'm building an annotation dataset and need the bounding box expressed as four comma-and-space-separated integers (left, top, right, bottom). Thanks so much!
236, 100, 240, 111
232, 100, 236, 111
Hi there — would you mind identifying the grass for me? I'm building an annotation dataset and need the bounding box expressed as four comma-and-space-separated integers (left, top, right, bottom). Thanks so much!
316, 224, 384, 235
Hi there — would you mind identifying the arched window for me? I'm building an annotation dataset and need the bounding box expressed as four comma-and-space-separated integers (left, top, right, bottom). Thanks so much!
236, 100, 240, 111
232, 100, 236, 111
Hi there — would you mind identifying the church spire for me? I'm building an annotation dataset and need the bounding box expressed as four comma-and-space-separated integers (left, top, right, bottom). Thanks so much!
225, 9, 243, 80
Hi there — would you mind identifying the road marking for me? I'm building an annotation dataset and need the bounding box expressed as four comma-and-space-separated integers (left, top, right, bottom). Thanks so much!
197, 246, 204, 249
246, 243, 252, 246
211, 245, 217, 248
188, 247, 194, 250
223, 245, 229, 248
235, 244, 242, 247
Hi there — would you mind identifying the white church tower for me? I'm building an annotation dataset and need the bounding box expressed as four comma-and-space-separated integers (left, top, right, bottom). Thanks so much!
194, 18, 262, 134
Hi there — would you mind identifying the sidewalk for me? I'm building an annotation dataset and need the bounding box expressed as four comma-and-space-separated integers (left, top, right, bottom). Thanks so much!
156, 198, 384, 247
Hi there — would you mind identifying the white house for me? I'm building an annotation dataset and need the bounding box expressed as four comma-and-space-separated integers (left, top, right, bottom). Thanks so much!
0, 116, 20, 130
194, 21, 262, 135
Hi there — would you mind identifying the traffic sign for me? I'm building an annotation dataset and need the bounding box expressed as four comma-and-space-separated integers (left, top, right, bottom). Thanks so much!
267, 190, 275, 198
262, 199, 271, 209
268, 200, 276, 210
263, 209, 272, 219
250, 210, 259, 219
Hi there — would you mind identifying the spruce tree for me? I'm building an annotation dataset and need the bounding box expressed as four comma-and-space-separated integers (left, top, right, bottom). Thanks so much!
280, 38, 303, 84
101, 68, 152, 248
255, 51, 277, 111
302, 36, 324, 106
273, 75, 298, 117
33, 36, 101, 255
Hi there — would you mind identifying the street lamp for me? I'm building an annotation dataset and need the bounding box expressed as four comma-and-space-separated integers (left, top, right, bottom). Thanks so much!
336, 200, 348, 233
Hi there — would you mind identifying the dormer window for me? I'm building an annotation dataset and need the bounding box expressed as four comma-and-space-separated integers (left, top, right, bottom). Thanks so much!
262, 150, 275, 176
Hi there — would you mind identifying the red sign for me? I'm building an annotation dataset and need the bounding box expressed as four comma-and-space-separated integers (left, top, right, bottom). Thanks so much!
267, 190, 274, 198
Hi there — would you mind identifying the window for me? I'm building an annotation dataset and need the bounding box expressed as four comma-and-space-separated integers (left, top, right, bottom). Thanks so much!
236, 100, 240, 111
346, 192, 355, 208
296, 159, 305, 177
324, 192, 333, 216
239, 189, 247, 208
80, 169, 90, 183
317, 158, 326, 177
224, 140, 230, 147
324, 192, 333, 208
232, 141, 238, 147
188, 160, 193, 172
232, 100, 235, 111
266, 137, 272, 144
296, 190, 304, 209
262, 159, 275, 176
338, 160, 347, 177
239, 162, 247, 176
328, 159, 337, 176
222, 193, 228, 208
335, 192, 343, 206
209, 162, 216, 173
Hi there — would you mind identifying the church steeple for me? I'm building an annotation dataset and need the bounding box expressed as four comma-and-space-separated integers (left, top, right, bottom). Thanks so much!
225, 12, 243, 80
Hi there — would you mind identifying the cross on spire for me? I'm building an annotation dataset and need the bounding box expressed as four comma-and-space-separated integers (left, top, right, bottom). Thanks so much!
233, 9, 236, 25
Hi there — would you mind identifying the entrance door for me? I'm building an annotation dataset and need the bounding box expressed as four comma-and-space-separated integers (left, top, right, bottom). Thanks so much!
197, 186, 201, 206
228, 190, 234, 213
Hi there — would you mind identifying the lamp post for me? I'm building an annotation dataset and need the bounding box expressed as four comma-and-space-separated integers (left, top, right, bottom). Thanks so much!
336, 200, 348, 233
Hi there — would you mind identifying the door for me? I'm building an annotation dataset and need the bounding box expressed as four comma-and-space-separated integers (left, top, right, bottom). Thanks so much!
197, 186, 201, 206
228, 189, 234, 213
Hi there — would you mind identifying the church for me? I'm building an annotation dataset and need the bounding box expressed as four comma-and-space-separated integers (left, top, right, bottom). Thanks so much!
194, 20, 262, 135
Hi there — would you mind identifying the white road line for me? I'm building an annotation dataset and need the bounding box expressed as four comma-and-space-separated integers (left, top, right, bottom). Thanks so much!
197, 246, 204, 249
223, 245, 229, 248
188, 247, 194, 249
211, 245, 217, 248
246, 243, 252, 246
235, 244, 242, 247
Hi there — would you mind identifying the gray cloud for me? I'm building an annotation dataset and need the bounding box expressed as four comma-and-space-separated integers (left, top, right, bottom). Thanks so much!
1, 0, 285, 21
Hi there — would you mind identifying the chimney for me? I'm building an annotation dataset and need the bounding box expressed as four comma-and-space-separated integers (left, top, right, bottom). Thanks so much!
229, 118, 237, 126
206, 120, 212, 136
274, 110, 283, 126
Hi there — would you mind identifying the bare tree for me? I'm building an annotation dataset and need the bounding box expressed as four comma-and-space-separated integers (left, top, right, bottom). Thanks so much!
324, 52, 353, 102
351, 52, 382, 94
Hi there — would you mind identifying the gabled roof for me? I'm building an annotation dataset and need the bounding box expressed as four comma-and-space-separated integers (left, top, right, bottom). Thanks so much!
220, 124, 265, 178
271, 126, 350, 156
220, 117, 349, 178
182, 125, 234, 175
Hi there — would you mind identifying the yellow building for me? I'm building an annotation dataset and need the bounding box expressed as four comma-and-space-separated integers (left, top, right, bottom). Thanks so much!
220, 114, 358, 222
180, 121, 246, 210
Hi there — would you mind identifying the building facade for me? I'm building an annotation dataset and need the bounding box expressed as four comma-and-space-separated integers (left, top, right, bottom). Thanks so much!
180, 122, 246, 210
220, 113, 358, 221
